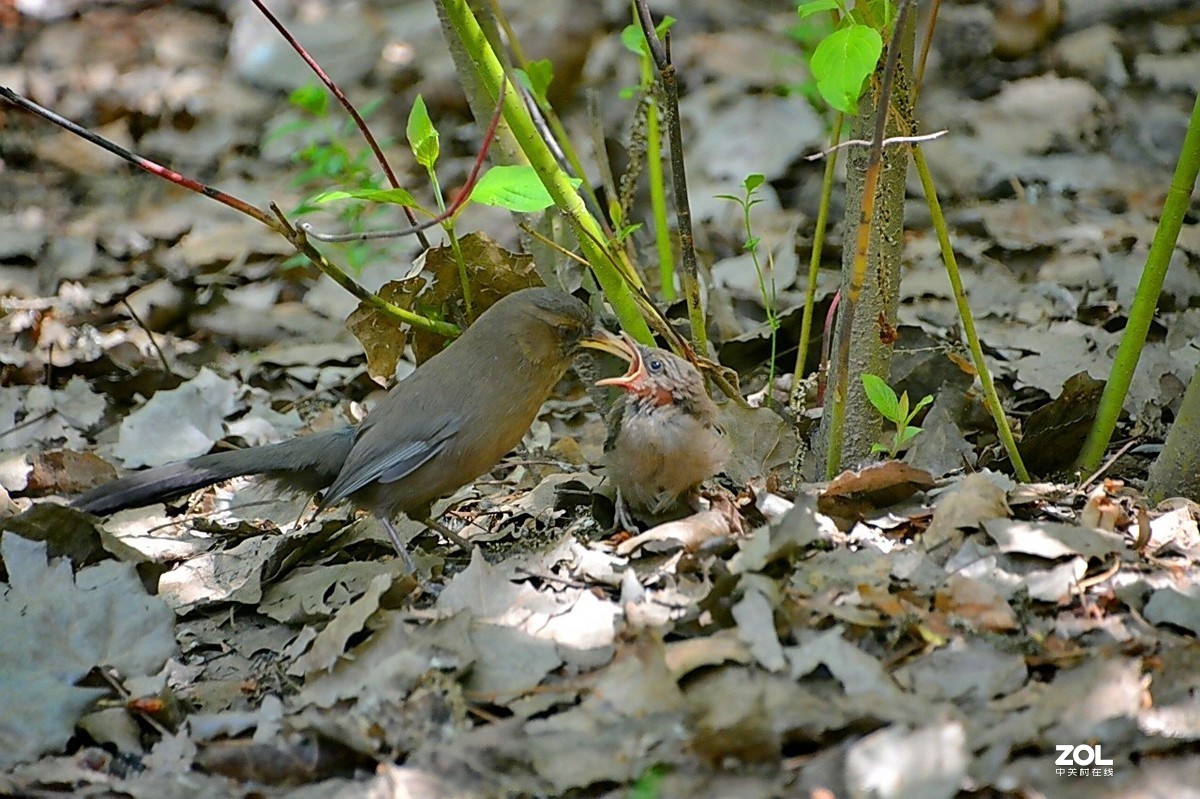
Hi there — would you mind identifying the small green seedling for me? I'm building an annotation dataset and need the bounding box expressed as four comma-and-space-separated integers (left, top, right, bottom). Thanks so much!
861, 373, 932, 458
717, 174, 782, 406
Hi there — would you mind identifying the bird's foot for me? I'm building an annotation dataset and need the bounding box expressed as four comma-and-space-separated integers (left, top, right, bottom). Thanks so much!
611, 489, 641, 534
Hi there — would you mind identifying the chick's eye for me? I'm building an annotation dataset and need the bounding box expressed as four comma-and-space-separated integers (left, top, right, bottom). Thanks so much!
647, 358, 664, 373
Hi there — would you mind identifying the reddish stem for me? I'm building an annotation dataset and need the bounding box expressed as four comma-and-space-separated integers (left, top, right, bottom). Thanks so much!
0, 87, 278, 230
303, 81, 507, 244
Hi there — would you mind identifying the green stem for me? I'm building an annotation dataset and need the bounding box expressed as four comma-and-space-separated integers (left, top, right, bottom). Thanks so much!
911, 145, 1029, 481
824, 299, 853, 478
744, 200, 778, 406
484, 0, 604, 219
791, 113, 843, 406
429, 169, 473, 320
446, 219, 472, 319
437, 0, 651, 343
644, 59, 674, 301
294, 233, 459, 337
1076, 88, 1200, 473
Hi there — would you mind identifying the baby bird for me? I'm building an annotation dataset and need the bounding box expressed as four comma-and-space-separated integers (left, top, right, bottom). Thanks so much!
591, 333, 728, 531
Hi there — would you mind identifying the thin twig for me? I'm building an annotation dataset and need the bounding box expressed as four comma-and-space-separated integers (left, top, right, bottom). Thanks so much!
1, 86, 456, 336
910, 145, 1029, 481
805, 129, 946, 160
913, 0, 942, 98
633, 0, 707, 353
98, 668, 172, 739
586, 90, 624, 247
0, 87, 279, 230
0, 410, 54, 442
1078, 438, 1138, 490
120, 298, 173, 377
279, 203, 459, 337
248, 0, 430, 250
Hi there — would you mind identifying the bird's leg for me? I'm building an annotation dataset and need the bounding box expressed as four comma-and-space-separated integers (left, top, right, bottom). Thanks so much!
421, 516, 474, 554
611, 487, 641, 533
380, 517, 416, 572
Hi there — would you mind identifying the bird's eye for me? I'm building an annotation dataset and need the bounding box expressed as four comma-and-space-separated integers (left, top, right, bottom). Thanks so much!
647, 358, 664, 373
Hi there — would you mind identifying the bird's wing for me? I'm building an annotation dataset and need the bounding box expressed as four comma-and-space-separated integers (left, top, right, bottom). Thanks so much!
603, 401, 626, 453
320, 416, 461, 507
374, 419, 461, 484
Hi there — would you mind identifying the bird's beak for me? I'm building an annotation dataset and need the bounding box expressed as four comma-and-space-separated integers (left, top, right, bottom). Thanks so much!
589, 331, 646, 391
579, 326, 630, 359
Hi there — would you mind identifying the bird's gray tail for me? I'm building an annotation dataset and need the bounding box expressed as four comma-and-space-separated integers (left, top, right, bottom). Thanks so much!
72, 427, 356, 515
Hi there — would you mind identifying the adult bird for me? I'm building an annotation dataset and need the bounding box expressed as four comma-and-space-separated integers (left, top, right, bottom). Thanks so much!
74, 288, 606, 568
589, 333, 728, 530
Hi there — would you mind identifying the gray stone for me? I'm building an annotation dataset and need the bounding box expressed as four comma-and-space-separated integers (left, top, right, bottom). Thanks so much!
0, 215, 46, 261
1063, 0, 1190, 31
1136, 52, 1200, 93
1052, 25, 1128, 87
1148, 22, 1192, 54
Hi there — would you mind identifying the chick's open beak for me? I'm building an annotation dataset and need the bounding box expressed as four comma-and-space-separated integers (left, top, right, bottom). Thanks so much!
586, 331, 646, 391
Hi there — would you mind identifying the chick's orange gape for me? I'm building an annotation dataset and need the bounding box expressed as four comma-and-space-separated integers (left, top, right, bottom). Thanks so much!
584, 332, 728, 531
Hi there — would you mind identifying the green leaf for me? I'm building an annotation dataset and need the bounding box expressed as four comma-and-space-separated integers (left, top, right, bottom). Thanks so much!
869, 0, 897, 28
630, 765, 667, 799
870, 442, 889, 455
468, 165, 580, 212
518, 59, 555, 104
312, 187, 420, 207
607, 198, 626, 228
289, 84, 328, 116
620, 23, 645, 54
614, 222, 643, 243
899, 425, 923, 445
809, 24, 882, 114
264, 119, 309, 144
406, 95, 440, 170
911, 394, 934, 418
797, 0, 841, 19
620, 16, 676, 55
861, 374, 900, 422
743, 173, 765, 193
